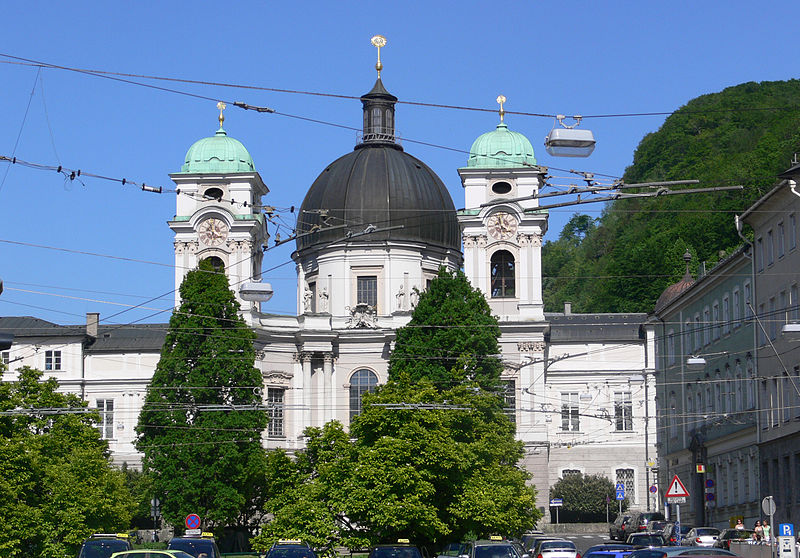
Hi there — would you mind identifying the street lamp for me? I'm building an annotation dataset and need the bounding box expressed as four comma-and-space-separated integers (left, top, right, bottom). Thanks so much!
239, 281, 274, 302
544, 115, 596, 157
781, 322, 800, 338
686, 356, 707, 370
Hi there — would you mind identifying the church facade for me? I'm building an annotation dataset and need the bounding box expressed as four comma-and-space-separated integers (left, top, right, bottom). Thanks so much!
1, 63, 657, 519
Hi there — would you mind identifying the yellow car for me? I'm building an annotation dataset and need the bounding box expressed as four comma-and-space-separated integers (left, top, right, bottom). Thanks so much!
110, 551, 195, 558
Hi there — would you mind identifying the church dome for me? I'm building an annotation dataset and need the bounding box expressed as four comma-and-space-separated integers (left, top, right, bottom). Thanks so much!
466, 122, 536, 168
296, 78, 460, 253
654, 253, 695, 314
179, 128, 255, 174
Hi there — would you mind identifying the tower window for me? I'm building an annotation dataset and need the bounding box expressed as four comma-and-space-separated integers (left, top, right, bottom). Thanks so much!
357, 276, 378, 308
491, 181, 512, 195
202, 256, 225, 272
490, 250, 515, 298
203, 187, 224, 201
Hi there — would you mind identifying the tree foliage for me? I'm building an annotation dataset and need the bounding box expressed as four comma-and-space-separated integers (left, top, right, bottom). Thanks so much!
543, 79, 800, 312
549, 473, 627, 523
254, 269, 540, 552
0, 367, 134, 557
136, 260, 268, 534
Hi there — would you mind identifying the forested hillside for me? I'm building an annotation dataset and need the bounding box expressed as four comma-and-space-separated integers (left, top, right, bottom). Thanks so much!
542, 79, 800, 313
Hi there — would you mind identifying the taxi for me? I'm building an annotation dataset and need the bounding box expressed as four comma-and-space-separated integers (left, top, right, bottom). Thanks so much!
265, 539, 318, 558
368, 538, 424, 558
78, 533, 133, 558
110, 551, 194, 558
167, 531, 221, 558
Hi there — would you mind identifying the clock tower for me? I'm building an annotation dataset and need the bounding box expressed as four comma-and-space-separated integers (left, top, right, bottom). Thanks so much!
457, 98, 548, 321
168, 104, 268, 320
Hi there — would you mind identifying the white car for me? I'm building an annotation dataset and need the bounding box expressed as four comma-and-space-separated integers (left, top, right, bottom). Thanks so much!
686, 527, 720, 547
533, 540, 579, 558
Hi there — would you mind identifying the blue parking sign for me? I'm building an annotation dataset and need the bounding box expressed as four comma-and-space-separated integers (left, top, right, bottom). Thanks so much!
616, 489, 625, 500
779, 524, 794, 537
616, 482, 625, 491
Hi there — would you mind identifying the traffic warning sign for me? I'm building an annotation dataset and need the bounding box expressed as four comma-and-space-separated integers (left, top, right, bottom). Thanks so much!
666, 475, 690, 498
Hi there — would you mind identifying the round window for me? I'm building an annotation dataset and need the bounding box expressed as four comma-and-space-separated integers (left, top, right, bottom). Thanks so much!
491, 181, 512, 195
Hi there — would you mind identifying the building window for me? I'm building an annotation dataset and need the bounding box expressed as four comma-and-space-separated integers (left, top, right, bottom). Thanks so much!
614, 391, 633, 431
767, 229, 774, 265
308, 282, 317, 313
758, 303, 766, 345
756, 237, 764, 272
490, 250, 515, 298
667, 330, 676, 365
712, 302, 720, 340
694, 314, 702, 351
703, 308, 711, 345
733, 288, 741, 327
503, 379, 516, 424
45, 350, 61, 371
769, 297, 777, 340
792, 284, 799, 322
778, 222, 785, 258
266, 388, 285, 437
562, 469, 581, 477
790, 213, 797, 251
349, 369, 378, 421
744, 282, 752, 318
684, 320, 692, 356
722, 296, 730, 335
560, 392, 580, 431
357, 276, 378, 309
95, 399, 114, 440
616, 468, 635, 503
669, 394, 678, 438
1, 351, 8, 365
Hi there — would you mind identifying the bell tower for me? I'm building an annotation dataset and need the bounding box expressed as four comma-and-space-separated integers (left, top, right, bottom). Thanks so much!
457, 96, 548, 321
168, 103, 269, 319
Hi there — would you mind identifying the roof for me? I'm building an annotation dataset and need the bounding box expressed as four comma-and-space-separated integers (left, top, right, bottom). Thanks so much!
465, 121, 536, 169
654, 270, 695, 314
179, 127, 255, 174
0, 316, 85, 338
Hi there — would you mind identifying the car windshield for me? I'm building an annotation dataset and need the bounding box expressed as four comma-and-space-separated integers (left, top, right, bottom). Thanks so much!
168, 539, 217, 558
440, 544, 465, 556
630, 536, 662, 545
540, 542, 576, 551
80, 540, 131, 558
269, 547, 317, 558
371, 547, 423, 558
475, 545, 518, 558
695, 529, 720, 536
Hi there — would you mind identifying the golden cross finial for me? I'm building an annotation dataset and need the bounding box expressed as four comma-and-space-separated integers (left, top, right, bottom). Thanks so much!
371, 35, 387, 77
216, 101, 226, 128
496, 95, 507, 122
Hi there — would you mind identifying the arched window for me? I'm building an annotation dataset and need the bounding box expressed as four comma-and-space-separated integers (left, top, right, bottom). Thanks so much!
202, 256, 225, 272
203, 187, 223, 201
490, 250, 515, 298
349, 369, 378, 421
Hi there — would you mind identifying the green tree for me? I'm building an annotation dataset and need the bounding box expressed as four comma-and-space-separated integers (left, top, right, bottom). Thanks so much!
0, 366, 134, 557
136, 260, 268, 535
542, 79, 800, 313
549, 473, 626, 523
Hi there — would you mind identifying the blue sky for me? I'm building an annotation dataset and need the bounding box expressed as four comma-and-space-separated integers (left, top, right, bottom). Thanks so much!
1, 1, 798, 325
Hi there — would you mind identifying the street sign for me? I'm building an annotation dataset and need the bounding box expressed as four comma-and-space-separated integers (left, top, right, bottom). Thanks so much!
705, 479, 714, 489
185, 513, 201, 530
616, 490, 625, 500
667, 496, 686, 504
706, 493, 715, 501
779, 524, 794, 537
649, 485, 658, 494
666, 475, 690, 498
762, 496, 777, 516
616, 482, 625, 491
696, 464, 706, 473
550, 498, 563, 507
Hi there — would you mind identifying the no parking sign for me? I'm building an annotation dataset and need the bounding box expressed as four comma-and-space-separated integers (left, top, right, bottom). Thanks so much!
186, 513, 201, 530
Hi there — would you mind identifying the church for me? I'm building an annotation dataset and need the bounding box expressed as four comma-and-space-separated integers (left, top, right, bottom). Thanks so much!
1, 42, 657, 519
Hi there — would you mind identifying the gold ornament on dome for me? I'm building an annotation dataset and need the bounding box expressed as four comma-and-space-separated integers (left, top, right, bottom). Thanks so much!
371, 35, 387, 77
216, 101, 226, 128
497, 95, 506, 122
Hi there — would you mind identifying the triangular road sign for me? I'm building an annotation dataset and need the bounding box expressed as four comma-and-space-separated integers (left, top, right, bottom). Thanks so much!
666, 475, 690, 498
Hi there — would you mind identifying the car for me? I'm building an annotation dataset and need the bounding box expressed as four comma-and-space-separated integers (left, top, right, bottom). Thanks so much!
523, 537, 562, 554
79, 533, 133, 558
685, 528, 720, 547
265, 539, 318, 558
664, 525, 694, 546
584, 550, 635, 558
167, 532, 222, 558
648, 522, 669, 534
583, 545, 634, 556
110, 552, 195, 558
460, 538, 527, 558
625, 534, 666, 548
713, 529, 755, 550
610, 514, 633, 541
370, 539, 425, 558
532, 539, 579, 558
439, 543, 468, 558
628, 547, 737, 558
629, 513, 667, 533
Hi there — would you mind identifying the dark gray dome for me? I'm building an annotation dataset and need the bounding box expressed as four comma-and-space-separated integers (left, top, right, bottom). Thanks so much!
296, 145, 461, 252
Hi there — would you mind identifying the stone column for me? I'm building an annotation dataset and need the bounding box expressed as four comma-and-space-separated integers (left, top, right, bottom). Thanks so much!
323, 353, 333, 423
301, 352, 312, 430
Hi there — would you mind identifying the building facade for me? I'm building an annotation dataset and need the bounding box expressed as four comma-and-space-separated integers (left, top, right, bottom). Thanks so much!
1, 62, 658, 521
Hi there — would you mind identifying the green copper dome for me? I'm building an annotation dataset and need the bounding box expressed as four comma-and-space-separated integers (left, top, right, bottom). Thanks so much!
179, 128, 255, 174
466, 121, 536, 169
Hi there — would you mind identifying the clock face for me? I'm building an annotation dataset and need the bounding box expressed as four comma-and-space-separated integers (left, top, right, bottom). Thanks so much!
487, 212, 517, 240
198, 218, 229, 246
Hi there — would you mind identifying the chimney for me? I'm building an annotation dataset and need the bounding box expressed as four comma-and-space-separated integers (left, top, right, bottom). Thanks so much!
564, 302, 572, 315
86, 312, 99, 339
